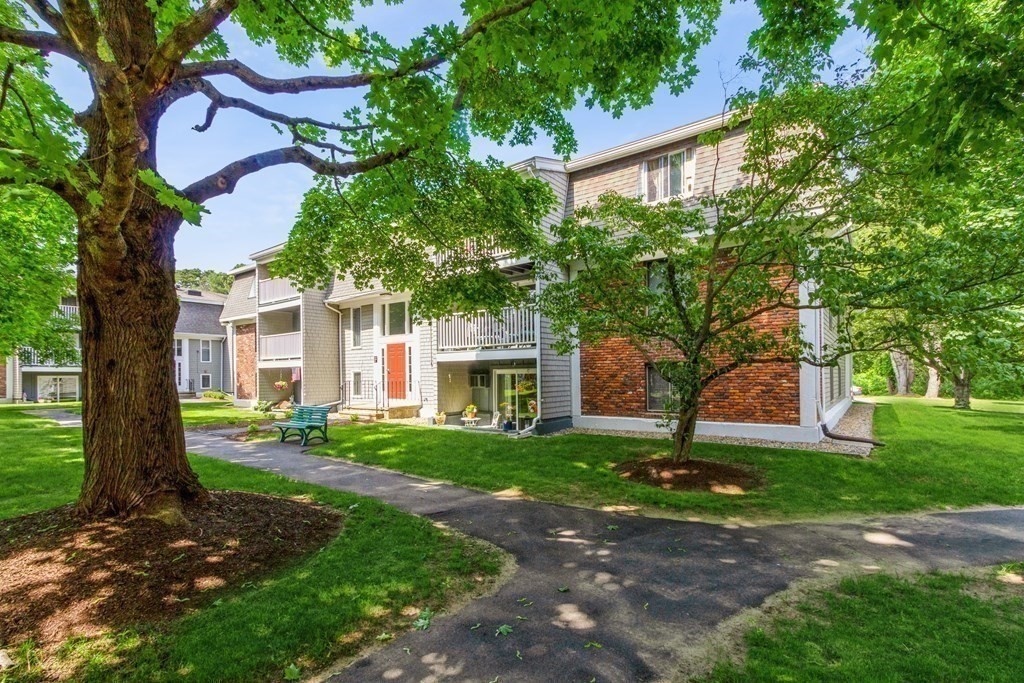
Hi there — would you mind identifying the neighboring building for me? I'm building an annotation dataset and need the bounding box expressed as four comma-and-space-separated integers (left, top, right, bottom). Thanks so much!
2, 289, 228, 402
220, 113, 852, 442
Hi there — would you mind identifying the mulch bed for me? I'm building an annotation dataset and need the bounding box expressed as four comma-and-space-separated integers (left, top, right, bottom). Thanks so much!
614, 457, 761, 495
0, 491, 342, 659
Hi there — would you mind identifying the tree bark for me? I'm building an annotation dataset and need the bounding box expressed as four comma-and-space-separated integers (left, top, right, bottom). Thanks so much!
672, 402, 699, 463
924, 365, 941, 399
890, 350, 915, 395
75, 204, 207, 519
952, 371, 972, 410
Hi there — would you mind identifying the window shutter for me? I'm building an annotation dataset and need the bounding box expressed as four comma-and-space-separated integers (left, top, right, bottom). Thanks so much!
636, 160, 646, 199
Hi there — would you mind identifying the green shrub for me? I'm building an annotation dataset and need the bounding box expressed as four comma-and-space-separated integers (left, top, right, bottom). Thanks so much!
253, 400, 274, 413
349, 413, 360, 422
246, 423, 260, 437
202, 390, 229, 400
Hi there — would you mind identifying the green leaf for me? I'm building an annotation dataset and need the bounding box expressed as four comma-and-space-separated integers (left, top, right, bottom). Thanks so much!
283, 664, 301, 680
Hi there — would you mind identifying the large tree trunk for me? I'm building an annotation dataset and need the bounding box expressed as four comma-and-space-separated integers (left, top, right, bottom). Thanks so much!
952, 370, 972, 410
75, 205, 206, 520
924, 366, 941, 399
672, 402, 699, 463
890, 350, 915, 395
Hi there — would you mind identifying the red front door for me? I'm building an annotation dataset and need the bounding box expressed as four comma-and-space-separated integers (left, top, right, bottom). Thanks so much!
386, 343, 406, 400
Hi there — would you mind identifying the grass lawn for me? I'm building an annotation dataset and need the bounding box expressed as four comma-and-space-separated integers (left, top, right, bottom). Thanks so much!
58, 399, 273, 428
700, 566, 1024, 682
309, 397, 1024, 520
0, 406, 503, 682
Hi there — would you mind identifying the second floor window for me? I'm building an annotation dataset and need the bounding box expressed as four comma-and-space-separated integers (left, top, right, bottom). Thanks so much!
352, 307, 362, 347
385, 301, 408, 336
642, 148, 695, 203
174, 339, 183, 357
200, 339, 211, 363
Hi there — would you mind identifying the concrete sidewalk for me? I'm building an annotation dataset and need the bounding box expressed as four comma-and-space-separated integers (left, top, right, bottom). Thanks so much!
185, 431, 1024, 683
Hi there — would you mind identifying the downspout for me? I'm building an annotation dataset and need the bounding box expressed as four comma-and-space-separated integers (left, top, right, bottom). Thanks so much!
324, 300, 344, 409
811, 308, 884, 447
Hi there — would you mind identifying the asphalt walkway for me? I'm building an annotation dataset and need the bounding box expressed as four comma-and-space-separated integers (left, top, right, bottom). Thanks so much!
184, 431, 1024, 683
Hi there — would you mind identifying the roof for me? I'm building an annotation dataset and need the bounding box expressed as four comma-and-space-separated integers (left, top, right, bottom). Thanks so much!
564, 109, 744, 172
219, 270, 258, 323
250, 242, 286, 262
176, 288, 228, 305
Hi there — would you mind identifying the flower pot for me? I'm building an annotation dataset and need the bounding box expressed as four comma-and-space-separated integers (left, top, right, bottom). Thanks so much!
434, 414, 447, 426
503, 421, 515, 431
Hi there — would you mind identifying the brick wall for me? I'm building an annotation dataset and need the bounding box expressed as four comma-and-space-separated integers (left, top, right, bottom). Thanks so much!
235, 324, 257, 400
0, 361, 6, 399
580, 303, 802, 426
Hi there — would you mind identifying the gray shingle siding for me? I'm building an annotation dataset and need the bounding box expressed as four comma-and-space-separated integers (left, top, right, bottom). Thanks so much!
185, 338, 228, 392
301, 288, 341, 405
221, 271, 258, 320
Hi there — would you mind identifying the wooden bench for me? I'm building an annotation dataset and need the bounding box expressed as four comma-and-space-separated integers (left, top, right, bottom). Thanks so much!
273, 405, 330, 446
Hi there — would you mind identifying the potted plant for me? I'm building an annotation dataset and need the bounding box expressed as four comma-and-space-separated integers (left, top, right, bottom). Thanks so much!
463, 403, 478, 419
499, 402, 515, 431
434, 411, 447, 426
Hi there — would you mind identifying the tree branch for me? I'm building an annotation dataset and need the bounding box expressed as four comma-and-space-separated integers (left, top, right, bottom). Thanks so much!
175, 0, 539, 94
0, 23, 79, 60
188, 78, 368, 134
143, 0, 238, 93
183, 145, 414, 204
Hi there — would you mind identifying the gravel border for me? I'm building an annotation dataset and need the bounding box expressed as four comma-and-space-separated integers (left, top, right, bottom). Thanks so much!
561, 401, 877, 458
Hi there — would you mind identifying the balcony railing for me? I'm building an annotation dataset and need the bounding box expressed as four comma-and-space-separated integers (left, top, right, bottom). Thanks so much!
259, 278, 300, 304
58, 304, 79, 319
436, 307, 536, 352
434, 238, 512, 265
19, 347, 81, 367
259, 331, 302, 361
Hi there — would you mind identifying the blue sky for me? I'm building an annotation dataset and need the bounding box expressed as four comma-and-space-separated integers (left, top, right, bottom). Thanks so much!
47, 1, 865, 272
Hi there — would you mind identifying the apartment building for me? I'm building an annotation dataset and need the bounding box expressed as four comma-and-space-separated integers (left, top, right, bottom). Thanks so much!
2, 289, 228, 402
220, 113, 852, 442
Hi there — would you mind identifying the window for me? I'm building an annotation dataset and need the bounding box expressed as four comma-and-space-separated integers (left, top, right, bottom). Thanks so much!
385, 301, 408, 336
646, 365, 679, 412
351, 307, 362, 348
642, 148, 695, 203
200, 339, 211, 363
352, 372, 362, 396
174, 339, 183, 357
647, 260, 668, 295
200, 373, 212, 390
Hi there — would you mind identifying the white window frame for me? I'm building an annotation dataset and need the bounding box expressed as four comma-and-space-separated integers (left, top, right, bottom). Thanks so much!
200, 373, 212, 390
352, 371, 362, 396
383, 301, 409, 336
200, 339, 212, 363
174, 338, 183, 357
642, 147, 696, 203
646, 365, 679, 412
351, 307, 362, 348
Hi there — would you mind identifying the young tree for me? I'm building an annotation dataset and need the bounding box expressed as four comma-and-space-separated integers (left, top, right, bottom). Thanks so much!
0, 0, 725, 518
535, 89, 881, 461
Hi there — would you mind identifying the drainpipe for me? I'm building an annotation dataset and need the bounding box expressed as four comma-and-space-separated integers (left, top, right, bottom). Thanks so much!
324, 300, 344, 409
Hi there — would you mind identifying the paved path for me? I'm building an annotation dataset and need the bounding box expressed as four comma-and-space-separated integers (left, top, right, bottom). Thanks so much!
184, 431, 1024, 682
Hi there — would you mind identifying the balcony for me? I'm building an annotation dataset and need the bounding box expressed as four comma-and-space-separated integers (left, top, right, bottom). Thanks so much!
434, 238, 512, 266
19, 347, 81, 367
259, 331, 302, 362
259, 278, 300, 305
58, 304, 79, 319
436, 307, 536, 353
